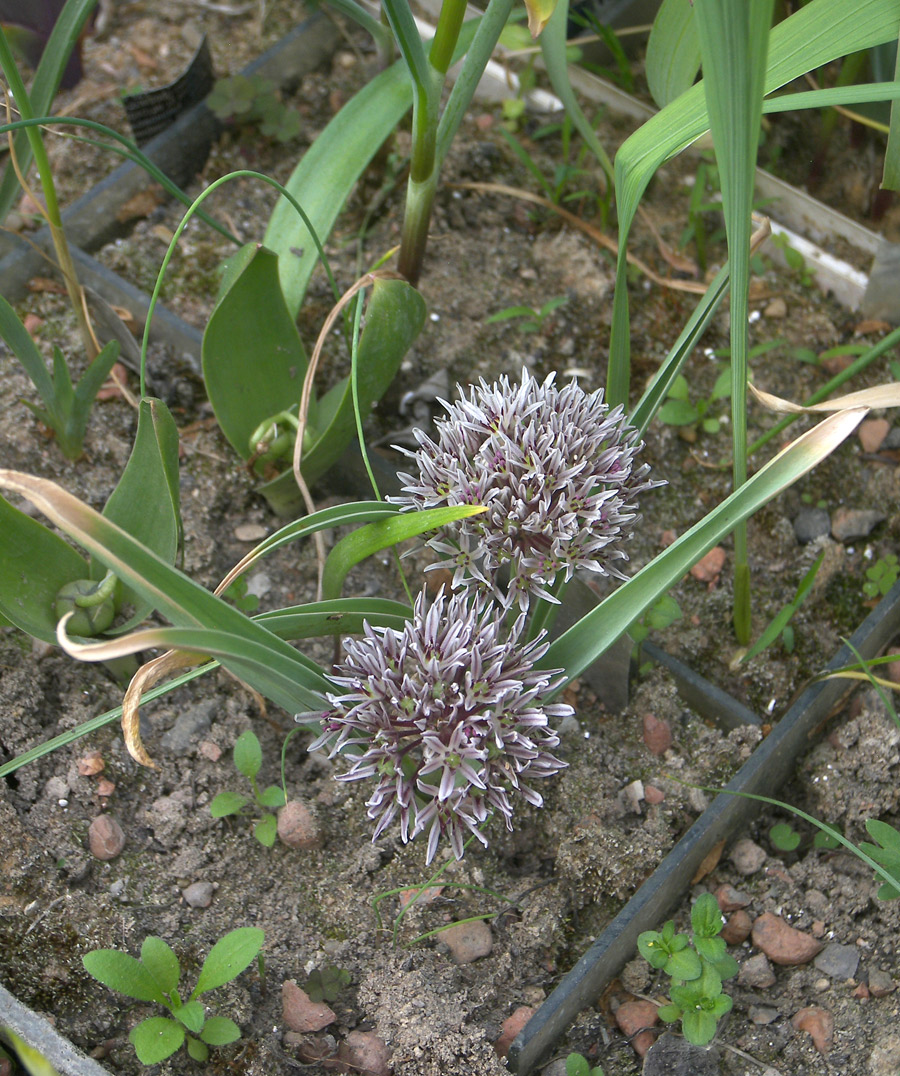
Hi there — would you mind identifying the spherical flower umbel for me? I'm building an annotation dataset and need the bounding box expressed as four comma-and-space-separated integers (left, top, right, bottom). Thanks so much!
394, 367, 657, 611
310, 587, 570, 864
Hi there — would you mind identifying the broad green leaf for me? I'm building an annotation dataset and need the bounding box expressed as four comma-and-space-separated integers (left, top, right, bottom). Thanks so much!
186, 1035, 209, 1062
200, 1016, 241, 1046
174, 1000, 205, 1034
544, 409, 867, 683
130, 1016, 184, 1065
202, 245, 308, 463
657, 399, 697, 426
193, 927, 265, 997
0, 494, 87, 643
0, 0, 98, 222
300, 278, 427, 484
322, 504, 487, 600
100, 398, 181, 625
233, 729, 262, 780
82, 950, 166, 1003
265, 63, 412, 317
210, 790, 249, 817
681, 1009, 721, 1046
0, 471, 332, 713
258, 785, 287, 808
691, 892, 725, 938
637, 931, 669, 969
140, 936, 180, 995
254, 814, 277, 846
694, 936, 726, 963
646, 0, 701, 108
666, 947, 702, 981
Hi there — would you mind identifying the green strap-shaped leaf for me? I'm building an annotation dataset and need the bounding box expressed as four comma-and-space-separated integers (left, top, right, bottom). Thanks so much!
192, 927, 265, 997
264, 62, 413, 317
301, 277, 427, 485
543, 409, 867, 683
100, 397, 182, 625
0, 0, 99, 222
0, 494, 87, 643
202, 245, 308, 462
646, 0, 701, 108
0, 292, 57, 409
256, 597, 413, 640
322, 504, 487, 600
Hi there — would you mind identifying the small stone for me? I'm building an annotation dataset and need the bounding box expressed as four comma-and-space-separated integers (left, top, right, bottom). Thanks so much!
721, 909, 752, 945
811, 920, 826, 938
715, 883, 751, 912
160, 702, 214, 753
235, 523, 267, 542
752, 913, 822, 965
77, 751, 104, 776
282, 980, 336, 1033
749, 1005, 780, 1025
441, 919, 493, 964
853, 982, 869, 999
858, 418, 890, 453
813, 941, 860, 980
642, 713, 673, 755
198, 740, 222, 761
642, 1031, 719, 1075
793, 507, 830, 544
277, 800, 321, 850
284, 1031, 336, 1062
791, 1005, 833, 1054
645, 784, 665, 805
739, 953, 777, 988
182, 881, 215, 908
96, 779, 116, 798
868, 967, 896, 997
831, 507, 886, 542
615, 999, 658, 1058
814, 977, 830, 992
690, 546, 726, 585
336, 1030, 392, 1076
764, 297, 787, 318
88, 815, 125, 860
494, 1006, 535, 1056
622, 779, 644, 813
730, 837, 767, 875
398, 885, 443, 908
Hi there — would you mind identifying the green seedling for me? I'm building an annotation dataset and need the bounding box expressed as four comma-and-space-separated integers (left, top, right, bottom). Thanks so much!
863, 554, 899, 599
860, 819, 900, 900
485, 295, 569, 333
638, 892, 738, 1047
657, 369, 731, 436
769, 821, 801, 851
82, 928, 264, 1064
304, 965, 351, 1003
210, 730, 286, 846
742, 549, 824, 661
769, 231, 815, 288
207, 74, 301, 142
223, 574, 260, 614
565, 1051, 605, 1076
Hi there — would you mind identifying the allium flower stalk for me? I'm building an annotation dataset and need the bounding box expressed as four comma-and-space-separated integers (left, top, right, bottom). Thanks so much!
310, 587, 570, 864
394, 367, 657, 611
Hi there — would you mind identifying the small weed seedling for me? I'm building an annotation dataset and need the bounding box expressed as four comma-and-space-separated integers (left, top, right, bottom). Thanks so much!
741, 549, 824, 661
657, 370, 731, 437
210, 729, 286, 846
638, 892, 738, 1047
82, 928, 264, 1064
769, 821, 801, 852
485, 295, 569, 334
769, 231, 815, 288
565, 1050, 605, 1076
207, 74, 301, 142
863, 553, 899, 599
304, 964, 351, 1002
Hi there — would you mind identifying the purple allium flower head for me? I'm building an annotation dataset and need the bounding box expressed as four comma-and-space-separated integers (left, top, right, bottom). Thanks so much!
393, 367, 658, 611
309, 587, 570, 864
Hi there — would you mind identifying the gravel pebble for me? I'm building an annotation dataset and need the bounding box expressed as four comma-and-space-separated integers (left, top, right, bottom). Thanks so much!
642, 1031, 719, 1075
831, 507, 886, 542
282, 980, 336, 1033
752, 913, 823, 966
690, 546, 726, 584
813, 941, 860, 980
868, 967, 896, 997
730, 838, 767, 875
858, 418, 890, 453
721, 909, 752, 945
441, 920, 493, 964
160, 701, 215, 753
642, 713, 672, 755
494, 1006, 535, 1057
88, 815, 125, 860
277, 800, 321, 849
182, 881, 215, 908
715, 883, 751, 912
739, 953, 777, 988
791, 1005, 833, 1054
614, 999, 658, 1058
793, 507, 831, 544
336, 1030, 392, 1076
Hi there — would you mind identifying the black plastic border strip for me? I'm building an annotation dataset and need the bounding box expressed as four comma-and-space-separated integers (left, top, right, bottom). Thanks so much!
507, 577, 900, 1073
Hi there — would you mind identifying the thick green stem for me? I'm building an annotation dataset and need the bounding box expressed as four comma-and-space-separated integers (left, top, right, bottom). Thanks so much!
397, 171, 438, 285
429, 0, 468, 75
0, 28, 96, 359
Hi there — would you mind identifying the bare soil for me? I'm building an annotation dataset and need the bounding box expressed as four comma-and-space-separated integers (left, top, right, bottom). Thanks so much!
3, 5, 900, 1076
